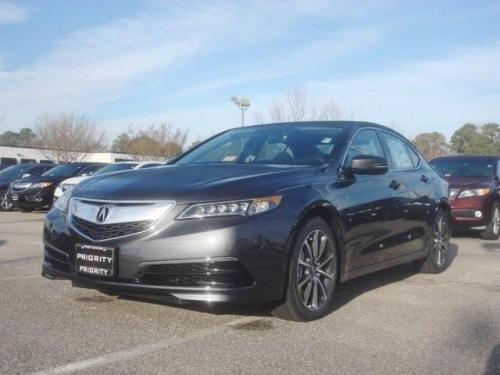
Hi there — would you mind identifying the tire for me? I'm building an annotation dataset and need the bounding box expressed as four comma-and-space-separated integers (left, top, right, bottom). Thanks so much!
480, 203, 499, 241
273, 217, 338, 321
415, 209, 450, 274
0, 191, 12, 211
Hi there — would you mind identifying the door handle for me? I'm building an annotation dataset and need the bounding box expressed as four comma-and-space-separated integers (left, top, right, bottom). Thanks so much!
389, 179, 401, 190
420, 174, 429, 183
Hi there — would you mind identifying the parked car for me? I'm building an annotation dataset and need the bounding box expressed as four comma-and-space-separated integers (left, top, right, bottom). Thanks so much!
9, 162, 104, 212
0, 163, 54, 211
430, 155, 499, 240
53, 161, 163, 200
42, 121, 450, 321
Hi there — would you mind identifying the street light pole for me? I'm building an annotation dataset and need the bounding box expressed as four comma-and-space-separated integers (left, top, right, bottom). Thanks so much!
230, 96, 250, 127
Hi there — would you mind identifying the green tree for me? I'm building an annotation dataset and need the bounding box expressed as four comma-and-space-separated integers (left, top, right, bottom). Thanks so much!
111, 133, 131, 153
451, 123, 500, 155
412, 132, 449, 160
0, 128, 37, 146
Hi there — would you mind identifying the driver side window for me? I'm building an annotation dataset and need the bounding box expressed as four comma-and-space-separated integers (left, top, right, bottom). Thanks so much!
347, 129, 385, 164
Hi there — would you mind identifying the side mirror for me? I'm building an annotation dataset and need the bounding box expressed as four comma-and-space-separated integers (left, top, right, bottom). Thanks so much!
21, 173, 31, 179
351, 155, 389, 175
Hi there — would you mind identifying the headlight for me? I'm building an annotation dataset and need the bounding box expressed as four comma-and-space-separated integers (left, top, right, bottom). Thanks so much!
31, 182, 52, 189
60, 183, 75, 192
177, 196, 282, 219
54, 189, 72, 212
457, 188, 491, 199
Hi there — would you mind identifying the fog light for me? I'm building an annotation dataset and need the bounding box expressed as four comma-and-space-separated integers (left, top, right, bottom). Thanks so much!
474, 210, 482, 218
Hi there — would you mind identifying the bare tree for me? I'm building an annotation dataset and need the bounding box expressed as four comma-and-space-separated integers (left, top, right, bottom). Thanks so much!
255, 87, 343, 124
34, 113, 106, 162
413, 132, 449, 160
112, 123, 187, 161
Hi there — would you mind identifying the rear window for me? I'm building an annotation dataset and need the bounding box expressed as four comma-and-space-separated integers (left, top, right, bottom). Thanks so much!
430, 159, 495, 177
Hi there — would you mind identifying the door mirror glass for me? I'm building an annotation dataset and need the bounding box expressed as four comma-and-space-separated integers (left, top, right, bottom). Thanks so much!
351, 155, 388, 175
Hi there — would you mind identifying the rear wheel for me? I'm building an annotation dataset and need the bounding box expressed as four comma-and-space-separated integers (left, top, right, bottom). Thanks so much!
480, 203, 499, 240
416, 209, 450, 274
273, 217, 338, 321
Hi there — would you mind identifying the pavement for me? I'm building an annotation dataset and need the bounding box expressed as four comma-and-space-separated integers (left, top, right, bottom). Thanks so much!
0, 211, 499, 375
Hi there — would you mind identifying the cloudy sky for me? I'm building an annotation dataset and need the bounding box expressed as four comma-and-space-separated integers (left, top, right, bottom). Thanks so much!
1, 0, 499, 143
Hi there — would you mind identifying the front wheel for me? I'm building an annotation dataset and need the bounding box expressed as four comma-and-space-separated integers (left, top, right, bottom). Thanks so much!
415, 209, 450, 274
273, 217, 338, 321
0, 191, 12, 211
480, 203, 499, 240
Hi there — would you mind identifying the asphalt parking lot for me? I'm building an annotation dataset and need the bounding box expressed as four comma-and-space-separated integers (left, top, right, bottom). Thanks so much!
1, 211, 499, 375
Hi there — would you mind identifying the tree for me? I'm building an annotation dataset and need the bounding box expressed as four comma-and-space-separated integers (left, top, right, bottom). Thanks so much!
111, 123, 187, 161
111, 133, 132, 153
412, 132, 449, 160
254, 87, 344, 124
451, 123, 500, 155
0, 128, 37, 147
34, 113, 106, 162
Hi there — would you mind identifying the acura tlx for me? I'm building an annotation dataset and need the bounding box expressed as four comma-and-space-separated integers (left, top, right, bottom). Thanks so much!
42, 121, 450, 321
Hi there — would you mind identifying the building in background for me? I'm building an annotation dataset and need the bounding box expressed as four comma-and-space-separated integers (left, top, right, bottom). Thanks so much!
0, 145, 134, 170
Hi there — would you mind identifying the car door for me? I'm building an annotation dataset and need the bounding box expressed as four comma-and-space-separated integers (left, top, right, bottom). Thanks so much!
335, 129, 407, 271
378, 131, 430, 256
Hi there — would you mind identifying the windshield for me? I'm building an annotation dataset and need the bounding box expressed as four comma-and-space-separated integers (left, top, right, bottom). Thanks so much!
42, 164, 86, 177
94, 163, 137, 176
430, 159, 495, 177
176, 125, 346, 166
75, 164, 105, 177
0, 164, 29, 177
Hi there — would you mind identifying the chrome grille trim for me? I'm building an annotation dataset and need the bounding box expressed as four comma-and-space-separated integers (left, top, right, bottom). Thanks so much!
68, 198, 176, 242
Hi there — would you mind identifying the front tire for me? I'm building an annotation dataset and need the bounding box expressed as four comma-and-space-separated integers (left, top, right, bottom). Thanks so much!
0, 191, 12, 211
480, 203, 499, 240
273, 217, 338, 321
416, 209, 450, 274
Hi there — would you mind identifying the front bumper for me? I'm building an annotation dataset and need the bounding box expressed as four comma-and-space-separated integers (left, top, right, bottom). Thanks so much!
450, 194, 494, 229
9, 186, 54, 209
42, 205, 297, 304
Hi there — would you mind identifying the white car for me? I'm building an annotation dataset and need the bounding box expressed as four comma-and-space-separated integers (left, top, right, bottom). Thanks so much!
53, 161, 163, 199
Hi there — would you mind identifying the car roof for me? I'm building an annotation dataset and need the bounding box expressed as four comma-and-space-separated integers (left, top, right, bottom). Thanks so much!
227, 121, 393, 132
431, 155, 498, 162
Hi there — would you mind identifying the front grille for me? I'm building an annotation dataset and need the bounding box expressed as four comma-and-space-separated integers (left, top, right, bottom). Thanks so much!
140, 260, 254, 288
12, 183, 31, 192
71, 216, 153, 241
452, 209, 477, 219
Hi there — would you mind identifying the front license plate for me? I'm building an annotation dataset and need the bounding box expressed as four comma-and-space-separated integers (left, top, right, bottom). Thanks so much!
75, 244, 115, 277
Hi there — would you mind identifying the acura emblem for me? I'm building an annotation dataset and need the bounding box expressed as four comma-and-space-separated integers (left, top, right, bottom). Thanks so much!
96, 205, 111, 223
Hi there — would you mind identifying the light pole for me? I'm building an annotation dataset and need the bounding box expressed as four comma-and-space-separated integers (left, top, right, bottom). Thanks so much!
230, 96, 250, 127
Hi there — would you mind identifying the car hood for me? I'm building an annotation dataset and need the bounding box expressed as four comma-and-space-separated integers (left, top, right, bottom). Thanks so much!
0, 176, 15, 189
74, 164, 320, 203
444, 176, 494, 189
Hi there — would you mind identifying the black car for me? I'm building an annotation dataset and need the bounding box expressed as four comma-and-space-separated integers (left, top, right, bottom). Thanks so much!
42, 122, 450, 321
0, 163, 54, 210
10, 162, 104, 212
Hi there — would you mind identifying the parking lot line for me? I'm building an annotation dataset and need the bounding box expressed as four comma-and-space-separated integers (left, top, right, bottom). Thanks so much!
0, 274, 40, 281
29, 316, 266, 375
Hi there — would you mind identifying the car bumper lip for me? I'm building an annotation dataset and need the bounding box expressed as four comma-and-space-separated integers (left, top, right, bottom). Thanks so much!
41, 262, 257, 303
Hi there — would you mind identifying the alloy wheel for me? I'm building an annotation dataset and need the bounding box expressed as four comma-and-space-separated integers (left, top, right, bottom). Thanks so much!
296, 229, 336, 310
492, 208, 499, 235
433, 215, 450, 267
0, 192, 11, 210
